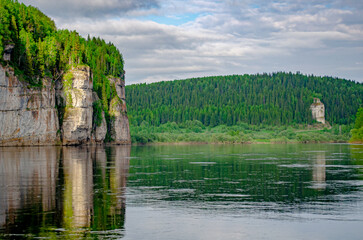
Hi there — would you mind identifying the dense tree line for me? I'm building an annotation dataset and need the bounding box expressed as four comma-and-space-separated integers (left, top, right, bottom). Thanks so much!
0, 0, 124, 113
126, 73, 363, 127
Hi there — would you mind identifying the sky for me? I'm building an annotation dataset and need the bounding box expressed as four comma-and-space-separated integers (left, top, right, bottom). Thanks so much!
21, 0, 363, 84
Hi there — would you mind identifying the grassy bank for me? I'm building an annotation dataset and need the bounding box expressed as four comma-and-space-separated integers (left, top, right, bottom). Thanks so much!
130, 121, 352, 144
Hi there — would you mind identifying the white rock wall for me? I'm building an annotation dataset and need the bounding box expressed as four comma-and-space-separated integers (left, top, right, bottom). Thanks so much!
60, 66, 94, 145
0, 65, 131, 146
0, 66, 59, 146
109, 95, 131, 144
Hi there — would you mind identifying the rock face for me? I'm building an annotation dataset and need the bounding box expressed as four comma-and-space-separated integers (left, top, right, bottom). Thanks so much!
109, 76, 131, 144
3, 45, 14, 62
58, 66, 94, 145
0, 65, 60, 146
0, 65, 131, 146
310, 98, 326, 124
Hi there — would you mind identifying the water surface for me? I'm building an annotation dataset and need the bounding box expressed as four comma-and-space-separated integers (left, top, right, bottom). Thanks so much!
0, 144, 362, 239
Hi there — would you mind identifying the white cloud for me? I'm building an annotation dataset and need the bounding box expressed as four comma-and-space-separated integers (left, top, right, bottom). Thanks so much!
21, 0, 159, 19
19, 0, 363, 83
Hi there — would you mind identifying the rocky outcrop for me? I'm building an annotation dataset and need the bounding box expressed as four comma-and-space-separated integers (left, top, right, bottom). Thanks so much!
109, 76, 131, 144
3, 44, 14, 62
109, 75, 125, 99
310, 98, 326, 124
0, 66, 60, 146
0, 65, 131, 146
57, 66, 94, 145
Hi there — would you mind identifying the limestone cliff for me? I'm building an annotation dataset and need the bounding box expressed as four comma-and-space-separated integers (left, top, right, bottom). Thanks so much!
57, 66, 94, 145
0, 65, 60, 146
0, 65, 131, 146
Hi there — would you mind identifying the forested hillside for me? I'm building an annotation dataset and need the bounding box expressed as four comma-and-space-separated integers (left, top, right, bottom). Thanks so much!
126, 73, 363, 127
0, 0, 124, 117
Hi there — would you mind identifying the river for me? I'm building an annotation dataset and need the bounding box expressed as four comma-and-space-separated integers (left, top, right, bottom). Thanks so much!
0, 144, 362, 239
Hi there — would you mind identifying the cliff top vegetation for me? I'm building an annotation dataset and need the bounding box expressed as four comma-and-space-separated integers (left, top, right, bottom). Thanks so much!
0, 0, 124, 121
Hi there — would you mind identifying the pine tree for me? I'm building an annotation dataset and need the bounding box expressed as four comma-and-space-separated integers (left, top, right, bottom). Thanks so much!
37, 38, 44, 76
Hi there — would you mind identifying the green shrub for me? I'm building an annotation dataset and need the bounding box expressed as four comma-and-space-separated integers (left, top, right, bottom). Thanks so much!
63, 72, 73, 108
93, 100, 103, 127
129, 121, 351, 144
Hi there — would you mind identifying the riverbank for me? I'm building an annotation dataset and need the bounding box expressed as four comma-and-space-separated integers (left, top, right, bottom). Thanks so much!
131, 140, 350, 146
130, 121, 352, 144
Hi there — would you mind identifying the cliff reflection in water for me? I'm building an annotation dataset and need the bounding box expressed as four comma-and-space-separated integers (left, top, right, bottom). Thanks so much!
312, 151, 326, 190
0, 147, 59, 229
0, 145, 130, 238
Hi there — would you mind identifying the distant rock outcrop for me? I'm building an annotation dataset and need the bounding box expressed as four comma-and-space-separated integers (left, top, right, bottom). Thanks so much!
310, 98, 326, 124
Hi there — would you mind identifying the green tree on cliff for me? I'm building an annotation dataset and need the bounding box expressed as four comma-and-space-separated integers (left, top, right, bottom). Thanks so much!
36, 38, 45, 77
0, 0, 124, 114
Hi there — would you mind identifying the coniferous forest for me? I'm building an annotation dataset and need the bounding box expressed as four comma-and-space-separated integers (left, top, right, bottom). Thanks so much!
0, 0, 124, 118
126, 73, 363, 127
126, 74, 363, 143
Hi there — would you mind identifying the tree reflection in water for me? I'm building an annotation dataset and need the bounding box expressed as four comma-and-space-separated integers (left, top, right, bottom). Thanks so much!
0, 144, 362, 239
0, 145, 130, 239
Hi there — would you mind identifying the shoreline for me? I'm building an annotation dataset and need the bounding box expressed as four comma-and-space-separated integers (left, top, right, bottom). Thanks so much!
131, 140, 352, 146
1, 140, 359, 148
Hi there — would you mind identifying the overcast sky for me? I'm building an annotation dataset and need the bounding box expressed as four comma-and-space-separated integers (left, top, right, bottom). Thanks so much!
21, 0, 363, 84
